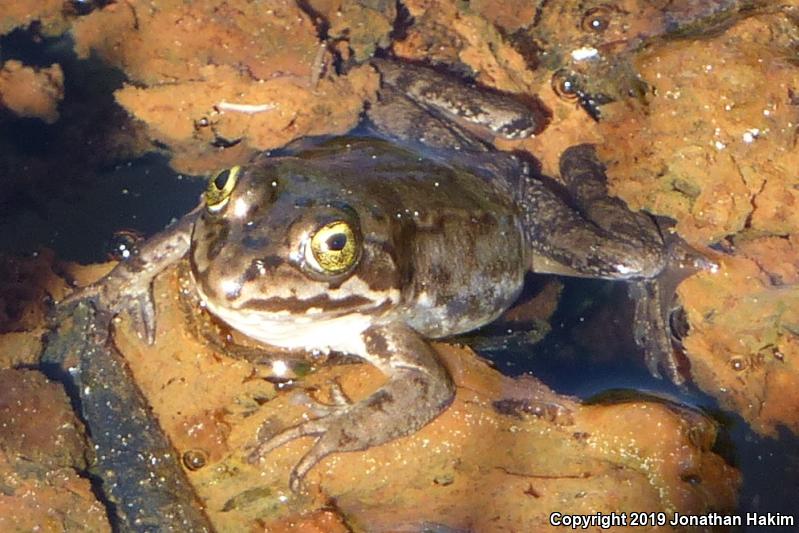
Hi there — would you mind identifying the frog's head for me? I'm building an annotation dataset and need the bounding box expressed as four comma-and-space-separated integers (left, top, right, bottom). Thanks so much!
189, 161, 402, 350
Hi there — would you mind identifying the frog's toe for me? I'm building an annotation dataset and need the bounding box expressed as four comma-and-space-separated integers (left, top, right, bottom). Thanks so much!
58, 283, 103, 309
630, 279, 687, 385
248, 409, 367, 492
288, 425, 353, 493
248, 422, 315, 463
124, 291, 158, 344
63, 283, 158, 344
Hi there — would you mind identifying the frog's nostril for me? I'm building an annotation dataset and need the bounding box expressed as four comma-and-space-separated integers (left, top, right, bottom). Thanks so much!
243, 256, 282, 282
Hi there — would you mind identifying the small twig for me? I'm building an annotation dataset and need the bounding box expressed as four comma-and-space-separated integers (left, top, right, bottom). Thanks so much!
216, 101, 276, 114
309, 41, 328, 88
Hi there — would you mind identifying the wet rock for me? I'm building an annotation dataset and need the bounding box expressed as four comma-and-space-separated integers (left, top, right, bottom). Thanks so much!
598, 12, 799, 243
97, 266, 739, 530
0, 61, 64, 124
0, 0, 69, 37
0, 451, 110, 532
0, 369, 89, 470
0, 369, 108, 531
596, 11, 799, 435
71, 0, 380, 175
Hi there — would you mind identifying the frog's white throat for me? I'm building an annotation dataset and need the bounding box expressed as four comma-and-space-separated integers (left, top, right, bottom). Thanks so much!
197, 288, 374, 357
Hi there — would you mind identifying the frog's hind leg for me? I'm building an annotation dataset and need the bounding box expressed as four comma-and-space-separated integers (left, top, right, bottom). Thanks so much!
518, 144, 683, 381
366, 78, 490, 153
372, 59, 551, 144
558, 144, 665, 266
518, 145, 666, 280
553, 144, 714, 384
249, 323, 454, 492
555, 145, 680, 380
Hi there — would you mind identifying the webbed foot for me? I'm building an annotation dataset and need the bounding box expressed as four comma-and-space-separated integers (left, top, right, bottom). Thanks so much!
60, 275, 158, 343
630, 240, 719, 385
57, 212, 196, 343
248, 325, 455, 492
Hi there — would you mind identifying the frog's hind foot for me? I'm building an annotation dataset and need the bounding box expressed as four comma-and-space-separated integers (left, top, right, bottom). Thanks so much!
630, 238, 719, 385
629, 279, 687, 385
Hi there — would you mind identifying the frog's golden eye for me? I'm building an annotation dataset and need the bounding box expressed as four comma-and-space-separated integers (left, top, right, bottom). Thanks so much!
305, 221, 359, 274
205, 166, 241, 212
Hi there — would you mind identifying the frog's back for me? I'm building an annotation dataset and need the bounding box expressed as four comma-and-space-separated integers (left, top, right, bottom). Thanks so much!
284, 137, 528, 337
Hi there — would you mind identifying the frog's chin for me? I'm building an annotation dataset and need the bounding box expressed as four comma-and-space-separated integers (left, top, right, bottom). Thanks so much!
203, 298, 374, 357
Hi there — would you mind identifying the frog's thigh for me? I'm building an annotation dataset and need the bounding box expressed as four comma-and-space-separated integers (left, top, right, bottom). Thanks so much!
559, 144, 663, 250
521, 145, 665, 280
367, 84, 486, 152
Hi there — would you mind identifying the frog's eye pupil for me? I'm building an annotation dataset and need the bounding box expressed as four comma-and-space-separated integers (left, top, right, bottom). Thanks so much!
326, 234, 347, 251
205, 166, 241, 212
214, 169, 231, 190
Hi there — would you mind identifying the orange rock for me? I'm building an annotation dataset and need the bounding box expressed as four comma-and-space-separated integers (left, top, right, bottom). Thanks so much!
0, 60, 64, 124
98, 266, 739, 530
0, 0, 67, 36
679, 255, 799, 435
0, 451, 110, 533
0, 369, 108, 532
70, 0, 381, 175
598, 12, 799, 244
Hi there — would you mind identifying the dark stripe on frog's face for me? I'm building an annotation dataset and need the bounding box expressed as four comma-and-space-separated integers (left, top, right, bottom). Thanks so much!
235, 294, 375, 313
200, 218, 230, 263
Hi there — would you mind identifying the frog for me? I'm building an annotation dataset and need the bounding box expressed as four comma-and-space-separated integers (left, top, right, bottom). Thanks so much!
64, 58, 711, 492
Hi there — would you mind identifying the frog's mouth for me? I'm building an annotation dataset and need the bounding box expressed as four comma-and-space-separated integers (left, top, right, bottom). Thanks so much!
194, 277, 400, 354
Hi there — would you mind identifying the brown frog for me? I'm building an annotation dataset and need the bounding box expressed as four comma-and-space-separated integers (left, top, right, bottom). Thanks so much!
66, 59, 710, 491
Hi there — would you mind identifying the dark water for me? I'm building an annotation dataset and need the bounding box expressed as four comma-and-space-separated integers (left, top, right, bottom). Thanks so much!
492, 279, 799, 527
2, 30, 796, 532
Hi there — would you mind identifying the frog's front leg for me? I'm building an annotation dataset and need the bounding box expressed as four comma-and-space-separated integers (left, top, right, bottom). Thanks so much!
60, 209, 198, 343
249, 323, 455, 492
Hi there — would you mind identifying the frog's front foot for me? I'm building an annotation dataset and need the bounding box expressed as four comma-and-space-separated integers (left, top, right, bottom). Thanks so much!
249, 324, 455, 492
57, 213, 196, 343
60, 272, 159, 343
